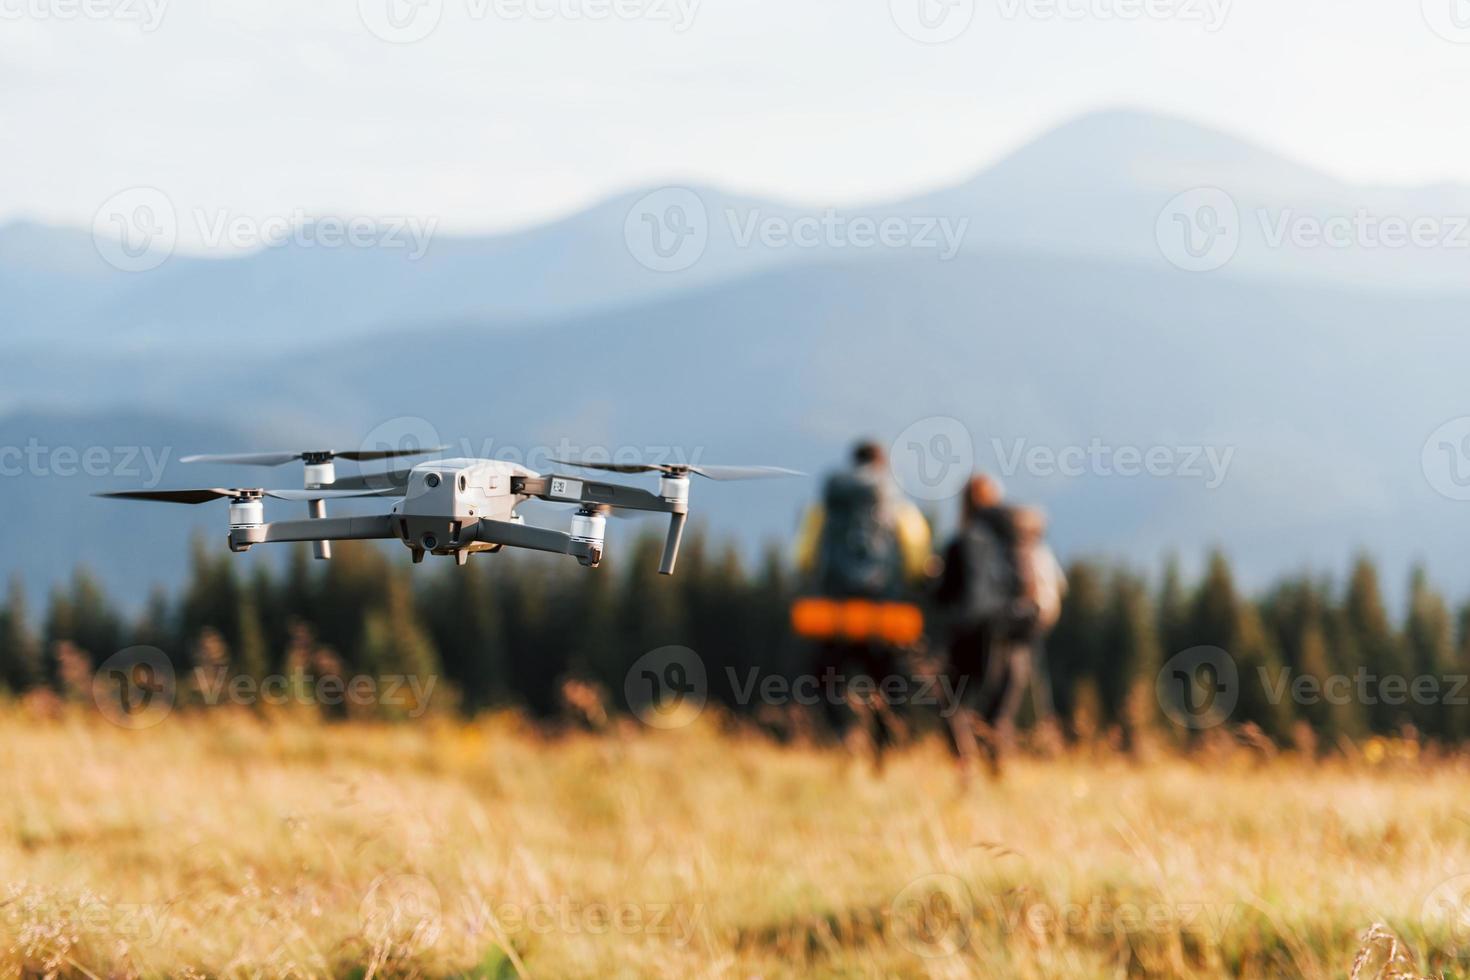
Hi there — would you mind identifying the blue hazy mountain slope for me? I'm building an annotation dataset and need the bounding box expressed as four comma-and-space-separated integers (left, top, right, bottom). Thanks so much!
4, 245, 1468, 607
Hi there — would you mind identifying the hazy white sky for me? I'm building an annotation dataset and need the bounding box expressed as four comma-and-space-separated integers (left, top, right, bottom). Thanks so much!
4, 0, 1470, 240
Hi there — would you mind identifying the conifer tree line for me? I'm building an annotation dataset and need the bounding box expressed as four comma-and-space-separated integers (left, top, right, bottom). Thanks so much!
2, 532, 1469, 743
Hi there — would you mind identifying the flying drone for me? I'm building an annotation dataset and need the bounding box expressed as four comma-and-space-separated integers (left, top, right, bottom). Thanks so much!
97, 446, 801, 575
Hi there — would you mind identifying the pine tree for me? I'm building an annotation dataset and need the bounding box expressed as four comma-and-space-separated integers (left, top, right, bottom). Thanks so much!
566, 550, 623, 694
1344, 556, 1412, 733
498, 555, 563, 714
65, 568, 122, 665
753, 545, 799, 679
612, 531, 690, 711
1260, 580, 1307, 673
1101, 573, 1161, 749
316, 541, 393, 671
1322, 601, 1368, 739
421, 558, 511, 710
234, 588, 270, 684
0, 576, 41, 692
1048, 561, 1108, 735
1454, 604, 1470, 744
282, 545, 316, 630
131, 587, 175, 653
1185, 551, 1293, 740
1260, 580, 1336, 742
248, 563, 286, 674
1157, 555, 1189, 658
683, 537, 761, 708
1233, 602, 1295, 742
1404, 566, 1456, 740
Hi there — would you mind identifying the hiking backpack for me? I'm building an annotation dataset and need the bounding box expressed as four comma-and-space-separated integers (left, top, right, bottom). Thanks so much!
815, 469, 904, 598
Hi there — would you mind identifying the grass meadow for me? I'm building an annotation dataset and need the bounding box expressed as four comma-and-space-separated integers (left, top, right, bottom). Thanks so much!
4, 705, 1470, 978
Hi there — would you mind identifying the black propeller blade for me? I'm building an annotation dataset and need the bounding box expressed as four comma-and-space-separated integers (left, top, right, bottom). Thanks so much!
180, 447, 449, 466
324, 469, 414, 493
95, 487, 402, 505
549, 458, 804, 481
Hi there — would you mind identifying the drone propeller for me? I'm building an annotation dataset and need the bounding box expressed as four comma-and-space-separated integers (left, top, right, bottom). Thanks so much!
179, 447, 438, 559
179, 446, 449, 467
548, 458, 804, 481
268, 488, 404, 501
324, 468, 414, 493
95, 487, 401, 505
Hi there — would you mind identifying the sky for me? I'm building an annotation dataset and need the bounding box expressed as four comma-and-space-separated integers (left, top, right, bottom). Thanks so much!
4, 0, 1470, 247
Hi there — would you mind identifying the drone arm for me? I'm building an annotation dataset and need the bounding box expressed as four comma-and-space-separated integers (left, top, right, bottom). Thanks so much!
513, 475, 684, 515
230, 514, 400, 549
467, 518, 602, 566
513, 474, 689, 575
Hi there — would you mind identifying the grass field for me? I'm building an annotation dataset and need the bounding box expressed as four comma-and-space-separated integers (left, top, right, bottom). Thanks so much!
4, 706, 1470, 979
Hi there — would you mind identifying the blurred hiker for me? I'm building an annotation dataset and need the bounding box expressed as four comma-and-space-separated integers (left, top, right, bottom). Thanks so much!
795, 440, 931, 600
1013, 507, 1066, 638
793, 439, 932, 766
934, 475, 1065, 779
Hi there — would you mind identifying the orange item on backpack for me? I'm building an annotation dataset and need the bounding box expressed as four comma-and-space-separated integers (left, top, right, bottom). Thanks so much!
790, 597, 924, 646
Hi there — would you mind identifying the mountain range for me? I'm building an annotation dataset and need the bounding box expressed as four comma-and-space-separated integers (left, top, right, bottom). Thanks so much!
4, 108, 1468, 608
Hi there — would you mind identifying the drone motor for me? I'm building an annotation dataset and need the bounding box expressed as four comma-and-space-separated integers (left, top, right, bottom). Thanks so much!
569, 508, 607, 567
659, 473, 691, 504
228, 493, 265, 529
302, 454, 337, 488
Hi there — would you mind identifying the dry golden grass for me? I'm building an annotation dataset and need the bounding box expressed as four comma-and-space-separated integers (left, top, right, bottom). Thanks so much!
3, 706, 1470, 979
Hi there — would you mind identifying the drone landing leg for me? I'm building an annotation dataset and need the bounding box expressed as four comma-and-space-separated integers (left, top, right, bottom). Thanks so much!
659, 511, 688, 576
308, 498, 332, 560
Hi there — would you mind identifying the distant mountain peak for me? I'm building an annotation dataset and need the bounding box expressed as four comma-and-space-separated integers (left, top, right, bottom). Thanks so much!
946, 107, 1341, 199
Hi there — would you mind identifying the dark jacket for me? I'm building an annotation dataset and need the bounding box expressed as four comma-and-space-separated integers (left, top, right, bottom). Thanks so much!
934, 519, 1015, 628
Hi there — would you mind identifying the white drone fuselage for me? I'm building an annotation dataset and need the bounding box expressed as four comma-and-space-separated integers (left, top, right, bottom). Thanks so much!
294, 456, 651, 567
390, 458, 546, 558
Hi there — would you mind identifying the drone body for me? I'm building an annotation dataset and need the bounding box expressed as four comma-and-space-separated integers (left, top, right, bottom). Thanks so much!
391, 458, 536, 558
99, 446, 799, 576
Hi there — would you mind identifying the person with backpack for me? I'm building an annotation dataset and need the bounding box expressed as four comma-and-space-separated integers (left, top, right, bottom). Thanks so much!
795, 440, 931, 599
793, 440, 932, 762
934, 475, 1066, 780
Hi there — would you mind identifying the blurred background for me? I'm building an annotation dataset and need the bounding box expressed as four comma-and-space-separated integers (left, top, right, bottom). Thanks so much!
5, 0, 1470, 606
14, 5, 1470, 977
